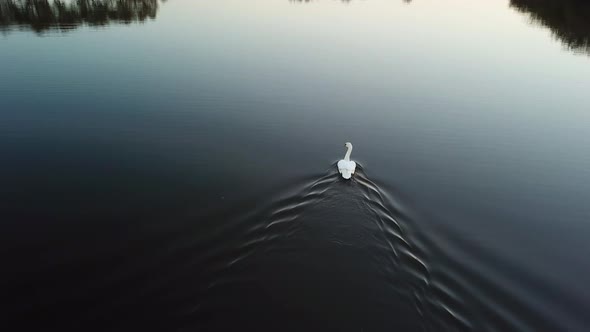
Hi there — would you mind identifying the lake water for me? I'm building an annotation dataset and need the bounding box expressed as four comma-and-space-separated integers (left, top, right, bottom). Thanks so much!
2, 0, 590, 331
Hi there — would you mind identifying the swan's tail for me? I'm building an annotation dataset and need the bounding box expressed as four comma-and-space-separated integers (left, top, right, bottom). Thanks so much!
340, 170, 352, 179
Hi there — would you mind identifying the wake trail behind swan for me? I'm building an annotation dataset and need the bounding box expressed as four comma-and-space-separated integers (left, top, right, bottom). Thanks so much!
194, 165, 450, 331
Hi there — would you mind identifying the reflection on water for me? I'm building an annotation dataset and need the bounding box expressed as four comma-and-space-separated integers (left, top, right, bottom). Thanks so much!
2, 0, 589, 57
510, 0, 590, 55
292, 0, 589, 57
0, 0, 161, 33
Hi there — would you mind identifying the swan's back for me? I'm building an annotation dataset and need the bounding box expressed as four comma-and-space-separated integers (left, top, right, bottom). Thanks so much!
338, 160, 356, 179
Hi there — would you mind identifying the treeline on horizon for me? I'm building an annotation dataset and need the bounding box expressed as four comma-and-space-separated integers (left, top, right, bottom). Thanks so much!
510, 0, 589, 54
0, 0, 160, 32
2, 0, 589, 56
291, 0, 589, 55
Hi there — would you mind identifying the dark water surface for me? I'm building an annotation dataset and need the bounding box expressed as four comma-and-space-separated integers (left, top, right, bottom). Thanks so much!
2, 0, 590, 331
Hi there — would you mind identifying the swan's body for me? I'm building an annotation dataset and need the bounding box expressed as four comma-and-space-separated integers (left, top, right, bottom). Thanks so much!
338, 142, 356, 179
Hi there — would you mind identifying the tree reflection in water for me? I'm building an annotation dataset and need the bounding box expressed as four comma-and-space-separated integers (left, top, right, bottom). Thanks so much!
0, 0, 161, 33
511, 0, 590, 55
291, 0, 590, 56
3, 0, 589, 56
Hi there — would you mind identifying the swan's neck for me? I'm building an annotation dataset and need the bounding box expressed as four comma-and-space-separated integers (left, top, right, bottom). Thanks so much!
344, 146, 352, 161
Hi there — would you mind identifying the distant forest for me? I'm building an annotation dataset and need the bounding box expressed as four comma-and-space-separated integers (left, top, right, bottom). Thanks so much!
0, 0, 159, 32
511, 0, 590, 54
2, 0, 590, 56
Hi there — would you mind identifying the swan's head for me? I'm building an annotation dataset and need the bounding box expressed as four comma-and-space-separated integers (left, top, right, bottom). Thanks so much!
345, 142, 353, 149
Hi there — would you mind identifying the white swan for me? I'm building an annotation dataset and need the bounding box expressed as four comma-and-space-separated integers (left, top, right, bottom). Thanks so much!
337, 142, 357, 179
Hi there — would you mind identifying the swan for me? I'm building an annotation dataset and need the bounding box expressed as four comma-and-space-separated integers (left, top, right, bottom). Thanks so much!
337, 142, 357, 179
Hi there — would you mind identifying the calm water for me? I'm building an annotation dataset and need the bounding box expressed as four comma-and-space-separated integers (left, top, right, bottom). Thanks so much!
2, 0, 590, 331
